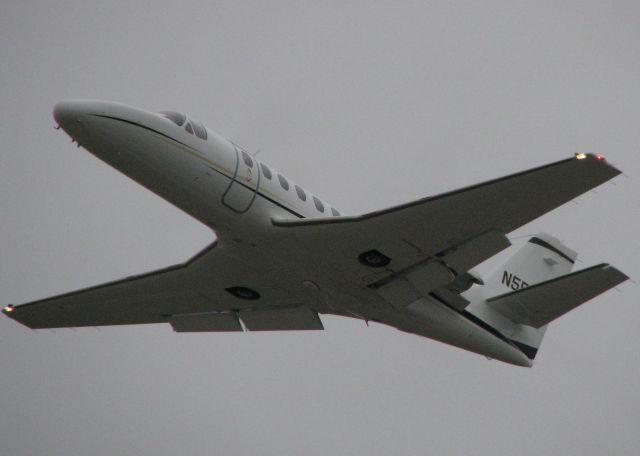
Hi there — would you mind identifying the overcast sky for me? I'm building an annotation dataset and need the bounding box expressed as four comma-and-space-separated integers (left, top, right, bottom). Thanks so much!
1, 1, 639, 455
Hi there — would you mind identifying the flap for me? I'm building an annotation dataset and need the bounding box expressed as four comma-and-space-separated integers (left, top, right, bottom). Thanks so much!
240, 306, 324, 331
439, 231, 511, 272
170, 312, 243, 332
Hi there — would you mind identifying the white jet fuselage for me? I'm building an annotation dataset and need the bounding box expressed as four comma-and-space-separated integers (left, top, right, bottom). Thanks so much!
7, 99, 626, 367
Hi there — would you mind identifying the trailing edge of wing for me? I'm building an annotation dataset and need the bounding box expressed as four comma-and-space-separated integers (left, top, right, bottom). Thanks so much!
486, 263, 629, 328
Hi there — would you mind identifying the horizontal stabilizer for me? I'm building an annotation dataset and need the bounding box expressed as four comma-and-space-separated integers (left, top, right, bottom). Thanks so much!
486, 264, 628, 328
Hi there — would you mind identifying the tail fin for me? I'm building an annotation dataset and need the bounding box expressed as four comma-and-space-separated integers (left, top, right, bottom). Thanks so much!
466, 234, 578, 360
483, 233, 577, 297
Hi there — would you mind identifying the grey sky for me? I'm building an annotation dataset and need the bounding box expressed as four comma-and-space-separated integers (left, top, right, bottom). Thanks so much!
1, 1, 639, 455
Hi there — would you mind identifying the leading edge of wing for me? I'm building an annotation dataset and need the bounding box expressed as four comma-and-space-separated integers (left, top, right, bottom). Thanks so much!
273, 155, 621, 229
2, 241, 218, 328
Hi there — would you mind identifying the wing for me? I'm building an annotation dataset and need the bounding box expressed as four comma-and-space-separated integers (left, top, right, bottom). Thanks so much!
4, 242, 323, 331
272, 155, 621, 295
5, 256, 205, 329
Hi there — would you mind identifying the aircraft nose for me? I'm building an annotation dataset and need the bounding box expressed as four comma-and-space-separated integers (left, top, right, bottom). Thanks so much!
53, 100, 90, 128
53, 99, 104, 146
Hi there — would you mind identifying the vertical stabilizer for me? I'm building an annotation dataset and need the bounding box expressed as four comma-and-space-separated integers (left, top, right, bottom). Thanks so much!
484, 233, 577, 297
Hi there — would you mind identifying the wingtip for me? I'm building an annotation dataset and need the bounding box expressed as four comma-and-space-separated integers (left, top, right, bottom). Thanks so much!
574, 152, 623, 178
2, 305, 18, 322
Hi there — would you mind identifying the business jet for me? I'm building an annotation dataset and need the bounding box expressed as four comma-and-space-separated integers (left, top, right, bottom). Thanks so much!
3, 100, 628, 367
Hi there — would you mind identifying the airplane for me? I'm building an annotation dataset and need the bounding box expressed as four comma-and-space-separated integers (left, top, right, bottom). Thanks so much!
2, 100, 629, 367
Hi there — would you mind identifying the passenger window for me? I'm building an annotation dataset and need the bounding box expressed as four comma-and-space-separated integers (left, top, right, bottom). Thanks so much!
185, 122, 194, 135
313, 196, 325, 213
331, 207, 341, 216
260, 163, 272, 180
241, 150, 253, 167
192, 121, 207, 140
159, 111, 186, 126
278, 174, 290, 191
295, 185, 307, 201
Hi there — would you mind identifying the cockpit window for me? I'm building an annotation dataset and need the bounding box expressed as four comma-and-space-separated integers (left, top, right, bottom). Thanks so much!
160, 112, 206, 140
331, 207, 341, 216
192, 121, 207, 140
159, 111, 186, 126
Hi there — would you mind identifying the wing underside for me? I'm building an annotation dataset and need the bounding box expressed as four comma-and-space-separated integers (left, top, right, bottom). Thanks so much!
4, 243, 323, 331
273, 155, 621, 289
5, 263, 196, 328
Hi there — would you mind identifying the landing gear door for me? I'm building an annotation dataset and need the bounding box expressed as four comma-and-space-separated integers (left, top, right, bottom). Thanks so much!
222, 144, 260, 213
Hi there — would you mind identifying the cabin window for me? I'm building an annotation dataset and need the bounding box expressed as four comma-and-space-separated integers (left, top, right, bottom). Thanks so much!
295, 185, 307, 201
185, 122, 194, 134
241, 150, 254, 167
331, 207, 341, 216
159, 111, 186, 126
313, 196, 325, 213
192, 121, 207, 140
278, 174, 290, 191
260, 163, 272, 180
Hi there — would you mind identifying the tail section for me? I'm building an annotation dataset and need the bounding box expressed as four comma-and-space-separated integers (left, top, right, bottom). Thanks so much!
466, 234, 626, 361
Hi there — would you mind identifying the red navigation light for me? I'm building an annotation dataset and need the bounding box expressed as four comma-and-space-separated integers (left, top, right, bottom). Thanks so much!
595, 154, 605, 161
3, 305, 14, 313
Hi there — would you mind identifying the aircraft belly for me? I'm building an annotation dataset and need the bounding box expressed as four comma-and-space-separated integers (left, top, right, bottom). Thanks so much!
393, 296, 531, 366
